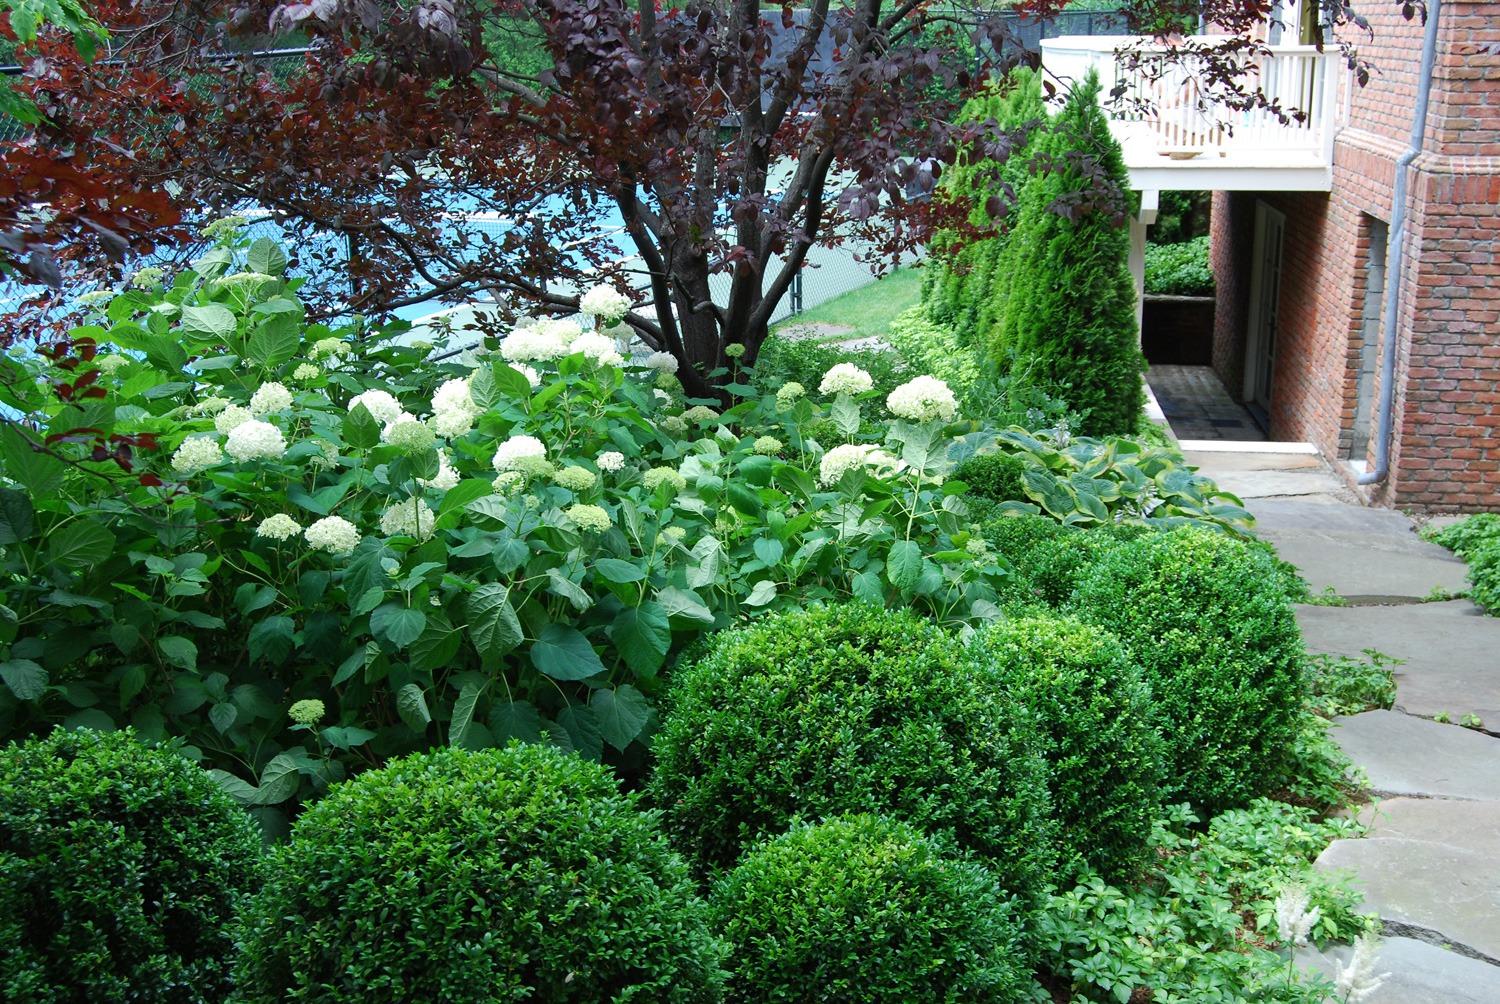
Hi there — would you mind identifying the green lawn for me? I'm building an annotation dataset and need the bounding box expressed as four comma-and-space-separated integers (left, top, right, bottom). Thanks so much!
771, 267, 923, 342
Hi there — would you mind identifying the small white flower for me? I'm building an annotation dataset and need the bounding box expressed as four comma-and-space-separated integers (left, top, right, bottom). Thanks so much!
644, 351, 679, 375
214, 405, 254, 434
224, 420, 288, 462
349, 390, 404, 425
535, 317, 582, 343
492, 434, 547, 472
249, 382, 294, 416
379, 499, 437, 541
570, 331, 625, 368
819, 363, 873, 396
579, 284, 632, 323
431, 376, 477, 419
292, 362, 320, 381
565, 503, 612, 532
500, 327, 569, 363
1273, 883, 1321, 948
886, 375, 958, 423
305, 515, 361, 555
170, 437, 224, 475
1335, 932, 1390, 1003
256, 513, 303, 541
596, 451, 626, 472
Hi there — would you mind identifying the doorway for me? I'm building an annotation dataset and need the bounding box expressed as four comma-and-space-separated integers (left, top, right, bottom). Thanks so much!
1243, 200, 1285, 426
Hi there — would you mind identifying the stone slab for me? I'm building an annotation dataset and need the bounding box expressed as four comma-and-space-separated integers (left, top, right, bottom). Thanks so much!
1211, 469, 1349, 499
1297, 936, 1500, 1003
1331, 711, 1500, 800
1251, 500, 1424, 537
1316, 837, 1500, 963
1298, 602, 1500, 723
1351, 798, 1500, 857
1262, 529, 1470, 602
1182, 449, 1326, 473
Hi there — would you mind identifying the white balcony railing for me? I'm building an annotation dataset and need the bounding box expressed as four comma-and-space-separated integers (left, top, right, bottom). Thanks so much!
1041, 36, 1341, 190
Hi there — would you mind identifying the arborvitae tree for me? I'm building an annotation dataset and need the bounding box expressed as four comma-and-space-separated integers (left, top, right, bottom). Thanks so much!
988, 70, 1146, 437
922, 69, 1050, 346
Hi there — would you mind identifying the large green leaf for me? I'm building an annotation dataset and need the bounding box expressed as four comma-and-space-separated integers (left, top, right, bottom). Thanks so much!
530, 624, 606, 681
179, 304, 237, 340
449, 673, 488, 747
247, 237, 290, 276
157, 635, 198, 672
489, 699, 542, 744
249, 753, 302, 806
371, 602, 427, 650
248, 313, 301, 368
343, 403, 380, 450
556, 704, 603, 760
0, 424, 64, 496
248, 615, 296, 665
396, 683, 432, 734
657, 585, 715, 625
0, 658, 46, 700
409, 617, 463, 673
886, 539, 924, 593
47, 520, 115, 571
0, 488, 35, 544
592, 685, 651, 752
611, 602, 671, 678
467, 584, 523, 657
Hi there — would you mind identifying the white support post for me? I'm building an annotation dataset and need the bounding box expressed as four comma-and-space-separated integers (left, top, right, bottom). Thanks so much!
1131, 190, 1160, 341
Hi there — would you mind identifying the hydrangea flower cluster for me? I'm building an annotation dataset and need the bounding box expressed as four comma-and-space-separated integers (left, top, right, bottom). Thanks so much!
643, 466, 687, 493
305, 515, 361, 555
492, 434, 548, 473
292, 363, 320, 381
379, 499, 437, 541
596, 451, 626, 472
256, 514, 303, 540
819, 363, 874, 396
886, 376, 958, 423
776, 382, 806, 407
416, 453, 461, 491
500, 327, 570, 364
644, 351, 679, 375
818, 443, 901, 487
428, 376, 483, 438
571, 332, 625, 368
288, 699, 325, 726
552, 466, 598, 492
249, 382, 293, 416
753, 436, 783, 455
579, 284, 632, 323
312, 338, 352, 360
565, 503, 612, 532
681, 406, 720, 424
171, 437, 224, 475
215, 405, 253, 434
225, 420, 288, 462
382, 414, 436, 454
724, 343, 746, 359
349, 390, 404, 425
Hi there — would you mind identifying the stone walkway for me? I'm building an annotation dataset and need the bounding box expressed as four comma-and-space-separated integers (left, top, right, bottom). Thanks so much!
1189, 442, 1500, 1001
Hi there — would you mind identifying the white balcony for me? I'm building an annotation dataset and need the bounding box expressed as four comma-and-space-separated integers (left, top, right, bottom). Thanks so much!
1040, 36, 1341, 192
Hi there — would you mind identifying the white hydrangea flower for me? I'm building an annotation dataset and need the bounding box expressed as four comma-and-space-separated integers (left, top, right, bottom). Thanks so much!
579, 284, 632, 323
381, 413, 435, 453
535, 316, 583, 344
596, 451, 626, 472
644, 351, 679, 375
818, 443, 902, 487
516, 364, 541, 388
191, 396, 231, 416
249, 382, 294, 416
431, 376, 476, 418
493, 471, 523, 493
312, 337, 351, 360
415, 453, 461, 491
95, 355, 130, 375
214, 404, 254, 434
776, 381, 806, 406
643, 466, 687, 492
886, 375, 959, 423
255, 513, 303, 541
565, 503, 612, 532
724, 342, 746, 359
570, 331, 625, 368
492, 434, 547, 472
682, 405, 720, 424
349, 390, 404, 424
819, 363, 874, 396
753, 436, 783, 455
170, 437, 223, 475
552, 466, 597, 492
224, 420, 288, 462
292, 362, 320, 381
500, 327, 569, 363
305, 515, 362, 556
379, 499, 437, 541
130, 267, 165, 289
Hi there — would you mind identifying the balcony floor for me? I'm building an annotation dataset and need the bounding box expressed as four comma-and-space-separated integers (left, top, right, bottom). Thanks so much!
1115, 130, 1333, 192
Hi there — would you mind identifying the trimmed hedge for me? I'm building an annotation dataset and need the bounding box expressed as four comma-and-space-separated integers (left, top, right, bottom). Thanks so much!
649, 604, 1055, 908
979, 514, 1146, 610
236, 744, 726, 1003
0, 729, 264, 1004
969, 615, 1164, 882
710, 815, 1032, 1003
1066, 529, 1306, 814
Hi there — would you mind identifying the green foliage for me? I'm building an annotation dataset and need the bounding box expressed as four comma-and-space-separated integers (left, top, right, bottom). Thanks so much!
1303, 649, 1400, 719
649, 604, 1055, 907
751, 330, 910, 400
952, 450, 1028, 504
0, 228, 1027, 814
0, 729, 264, 1004
1036, 801, 1370, 1004
1270, 710, 1366, 811
974, 426, 1256, 536
1423, 514, 1500, 614
970, 615, 1164, 882
1150, 190, 1213, 246
710, 815, 1032, 1003
1145, 236, 1215, 296
235, 743, 726, 1002
989, 70, 1146, 437
1067, 529, 1306, 815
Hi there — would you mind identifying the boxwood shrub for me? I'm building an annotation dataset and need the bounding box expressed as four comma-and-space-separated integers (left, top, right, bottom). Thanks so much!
710, 815, 1032, 1003
0, 729, 265, 1004
969, 614, 1164, 882
649, 604, 1055, 908
980, 514, 1145, 610
235, 743, 726, 1003
1066, 528, 1305, 814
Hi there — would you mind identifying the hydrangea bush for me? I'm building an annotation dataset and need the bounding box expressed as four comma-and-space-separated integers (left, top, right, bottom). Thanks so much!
0, 230, 1028, 812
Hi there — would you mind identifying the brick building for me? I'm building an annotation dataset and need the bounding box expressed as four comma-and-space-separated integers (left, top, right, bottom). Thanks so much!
1044, 2, 1499, 511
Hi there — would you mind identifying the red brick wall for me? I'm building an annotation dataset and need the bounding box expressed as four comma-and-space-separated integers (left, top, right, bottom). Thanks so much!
1209, 191, 1252, 397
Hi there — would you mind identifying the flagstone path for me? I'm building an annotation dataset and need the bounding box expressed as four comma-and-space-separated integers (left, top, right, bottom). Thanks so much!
1179, 442, 1500, 1001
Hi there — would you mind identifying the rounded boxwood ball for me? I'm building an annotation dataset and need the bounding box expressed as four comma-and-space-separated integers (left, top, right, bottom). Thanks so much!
1066, 527, 1305, 815
969, 614, 1164, 882
711, 814, 1032, 1003
649, 603, 1054, 908
0, 728, 265, 1004
235, 743, 726, 1003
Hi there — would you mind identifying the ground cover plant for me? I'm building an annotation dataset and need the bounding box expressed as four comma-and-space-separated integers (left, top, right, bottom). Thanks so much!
0, 728, 264, 1004
1145, 236, 1215, 296
1423, 514, 1500, 613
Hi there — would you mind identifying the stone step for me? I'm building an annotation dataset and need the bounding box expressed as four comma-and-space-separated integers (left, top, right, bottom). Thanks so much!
1267, 532, 1469, 605
1316, 836, 1500, 966
1331, 711, 1500, 800
1298, 936, 1500, 1003
1251, 499, 1426, 537
1298, 601, 1500, 724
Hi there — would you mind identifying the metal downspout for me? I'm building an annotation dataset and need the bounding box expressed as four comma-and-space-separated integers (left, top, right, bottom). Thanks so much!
1358, 0, 1444, 486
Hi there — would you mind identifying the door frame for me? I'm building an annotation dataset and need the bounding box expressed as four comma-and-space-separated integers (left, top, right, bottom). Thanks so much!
1243, 200, 1286, 413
